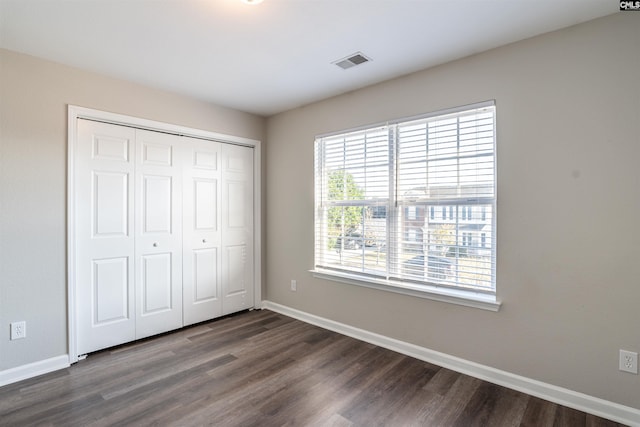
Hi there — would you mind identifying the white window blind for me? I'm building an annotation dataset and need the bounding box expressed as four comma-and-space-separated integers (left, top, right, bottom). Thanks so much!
315, 102, 496, 296
315, 126, 390, 278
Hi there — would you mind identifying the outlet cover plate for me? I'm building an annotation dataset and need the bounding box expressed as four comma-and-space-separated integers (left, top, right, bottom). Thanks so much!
619, 349, 638, 374
10, 321, 26, 340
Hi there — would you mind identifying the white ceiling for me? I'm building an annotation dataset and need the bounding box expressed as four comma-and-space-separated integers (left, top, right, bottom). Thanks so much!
0, 0, 614, 117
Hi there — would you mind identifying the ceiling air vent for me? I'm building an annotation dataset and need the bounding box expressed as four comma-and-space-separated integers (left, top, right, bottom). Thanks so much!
333, 52, 371, 70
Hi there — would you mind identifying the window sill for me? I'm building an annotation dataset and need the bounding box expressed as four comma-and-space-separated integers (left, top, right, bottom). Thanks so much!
310, 269, 501, 312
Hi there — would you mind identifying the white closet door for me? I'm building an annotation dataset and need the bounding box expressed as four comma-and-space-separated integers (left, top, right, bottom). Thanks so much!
134, 129, 183, 338
76, 120, 136, 355
74, 115, 257, 355
182, 137, 222, 326
221, 144, 254, 315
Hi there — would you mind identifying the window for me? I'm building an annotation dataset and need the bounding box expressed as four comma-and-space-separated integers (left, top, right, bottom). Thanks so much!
371, 206, 387, 219
461, 206, 473, 220
407, 206, 417, 220
314, 101, 496, 301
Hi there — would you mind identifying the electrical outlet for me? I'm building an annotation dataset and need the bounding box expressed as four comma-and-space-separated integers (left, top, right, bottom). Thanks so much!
290, 279, 297, 291
10, 321, 26, 340
619, 350, 638, 374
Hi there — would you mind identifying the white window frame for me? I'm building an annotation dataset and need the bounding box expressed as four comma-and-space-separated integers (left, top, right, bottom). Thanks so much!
312, 101, 500, 311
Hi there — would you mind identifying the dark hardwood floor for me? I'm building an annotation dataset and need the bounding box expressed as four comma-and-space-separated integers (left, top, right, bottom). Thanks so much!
0, 309, 626, 426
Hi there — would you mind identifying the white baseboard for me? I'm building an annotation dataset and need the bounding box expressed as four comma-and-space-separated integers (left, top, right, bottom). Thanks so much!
262, 301, 640, 427
0, 355, 70, 388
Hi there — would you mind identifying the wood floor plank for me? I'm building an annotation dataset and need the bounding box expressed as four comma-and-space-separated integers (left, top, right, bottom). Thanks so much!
586, 414, 626, 427
340, 356, 440, 426
0, 309, 627, 427
423, 367, 462, 396
452, 382, 529, 427
519, 396, 558, 427
554, 405, 588, 426
420, 372, 484, 426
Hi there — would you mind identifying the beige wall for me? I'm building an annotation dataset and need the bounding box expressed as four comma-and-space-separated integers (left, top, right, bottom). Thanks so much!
0, 49, 265, 370
266, 13, 640, 409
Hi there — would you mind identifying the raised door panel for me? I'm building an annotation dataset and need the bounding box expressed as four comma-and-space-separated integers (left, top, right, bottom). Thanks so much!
92, 171, 129, 237
92, 257, 129, 324
183, 138, 222, 325
142, 175, 173, 233
225, 245, 247, 296
194, 249, 218, 299
141, 253, 173, 314
194, 179, 217, 230
221, 144, 254, 315
135, 129, 183, 339
76, 119, 136, 355
142, 143, 172, 166
227, 181, 246, 229
92, 133, 129, 162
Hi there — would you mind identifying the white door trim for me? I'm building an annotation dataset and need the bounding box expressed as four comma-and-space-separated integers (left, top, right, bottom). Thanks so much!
67, 105, 262, 363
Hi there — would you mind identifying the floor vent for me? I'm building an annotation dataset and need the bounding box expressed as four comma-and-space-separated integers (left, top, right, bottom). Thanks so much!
333, 52, 371, 70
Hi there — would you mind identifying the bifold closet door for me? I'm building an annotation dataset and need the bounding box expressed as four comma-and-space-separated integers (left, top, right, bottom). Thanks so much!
76, 121, 184, 353
221, 143, 254, 315
182, 137, 223, 326
76, 120, 136, 355
75, 118, 255, 355
183, 141, 254, 322
134, 129, 183, 339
